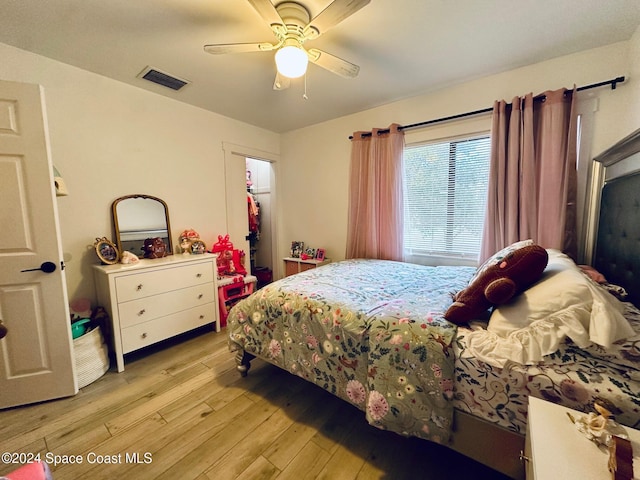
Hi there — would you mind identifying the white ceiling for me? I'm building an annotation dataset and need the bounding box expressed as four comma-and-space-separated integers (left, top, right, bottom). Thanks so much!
1, 0, 639, 133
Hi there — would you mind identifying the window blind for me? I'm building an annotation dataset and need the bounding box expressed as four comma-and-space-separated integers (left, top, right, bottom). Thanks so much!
403, 136, 491, 258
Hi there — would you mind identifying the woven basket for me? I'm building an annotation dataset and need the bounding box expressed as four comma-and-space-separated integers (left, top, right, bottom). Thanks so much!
73, 326, 110, 388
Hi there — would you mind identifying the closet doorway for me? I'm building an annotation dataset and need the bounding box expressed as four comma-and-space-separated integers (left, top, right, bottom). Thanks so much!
222, 142, 278, 285
246, 157, 274, 286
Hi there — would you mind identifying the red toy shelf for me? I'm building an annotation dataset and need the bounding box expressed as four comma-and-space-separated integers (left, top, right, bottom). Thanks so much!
217, 274, 257, 327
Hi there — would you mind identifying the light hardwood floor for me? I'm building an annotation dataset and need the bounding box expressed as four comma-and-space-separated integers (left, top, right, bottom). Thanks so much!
0, 327, 510, 479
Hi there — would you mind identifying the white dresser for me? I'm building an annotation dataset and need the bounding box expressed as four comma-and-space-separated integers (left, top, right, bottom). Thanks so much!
94, 254, 219, 372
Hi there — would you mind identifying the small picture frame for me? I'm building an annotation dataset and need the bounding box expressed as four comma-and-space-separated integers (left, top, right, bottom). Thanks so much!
290, 241, 304, 258
94, 237, 120, 265
190, 239, 207, 254
315, 248, 325, 262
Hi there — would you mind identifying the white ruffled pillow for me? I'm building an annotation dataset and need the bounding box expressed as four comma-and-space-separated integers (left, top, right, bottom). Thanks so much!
464, 249, 635, 367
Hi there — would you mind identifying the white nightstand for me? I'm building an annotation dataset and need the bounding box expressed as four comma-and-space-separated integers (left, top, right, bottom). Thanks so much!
525, 396, 640, 479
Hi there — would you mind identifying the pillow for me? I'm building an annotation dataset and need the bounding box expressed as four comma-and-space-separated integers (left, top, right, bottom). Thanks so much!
578, 264, 607, 283
464, 249, 636, 367
444, 240, 548, 325
566, 301, 640, 373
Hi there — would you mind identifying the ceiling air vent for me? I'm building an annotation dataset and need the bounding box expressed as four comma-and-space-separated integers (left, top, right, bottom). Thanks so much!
138, 66, 190, 91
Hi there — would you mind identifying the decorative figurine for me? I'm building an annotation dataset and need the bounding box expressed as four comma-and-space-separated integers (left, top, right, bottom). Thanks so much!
178, 229, 201, 254
569, 402, 629, 447
120, 250, 140, 265
180, 236, 191, 254
143, 237, 167, 259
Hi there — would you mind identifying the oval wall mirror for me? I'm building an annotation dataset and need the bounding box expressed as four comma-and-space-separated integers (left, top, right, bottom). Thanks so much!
112, 194, 173, 257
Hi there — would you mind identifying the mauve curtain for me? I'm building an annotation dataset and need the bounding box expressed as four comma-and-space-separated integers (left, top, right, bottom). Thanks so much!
345, 124, 405, 261
480, 88, 578, 262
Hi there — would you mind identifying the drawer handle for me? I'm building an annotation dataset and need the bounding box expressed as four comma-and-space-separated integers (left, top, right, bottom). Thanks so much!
141, 332, 148, 339
199, 315, 205, 320
138, 309, 146, 316
136, 284, 143, 291
519, 451, 530, 464
196, 273, 202, 278
198, 294, 203, 299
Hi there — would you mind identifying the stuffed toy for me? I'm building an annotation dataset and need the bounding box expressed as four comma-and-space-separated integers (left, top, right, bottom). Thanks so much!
143, 237, 167, 259
444, 244, 549, 325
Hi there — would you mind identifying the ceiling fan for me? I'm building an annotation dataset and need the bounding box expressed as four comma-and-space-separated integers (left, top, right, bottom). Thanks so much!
204, 0, 370, 90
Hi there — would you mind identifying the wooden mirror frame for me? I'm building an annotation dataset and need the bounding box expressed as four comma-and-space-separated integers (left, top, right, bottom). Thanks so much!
111, 194, 173, 257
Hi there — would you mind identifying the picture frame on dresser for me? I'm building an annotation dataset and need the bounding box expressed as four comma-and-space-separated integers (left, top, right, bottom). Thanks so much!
315, 248, 325, 261
94, 237, 120, 265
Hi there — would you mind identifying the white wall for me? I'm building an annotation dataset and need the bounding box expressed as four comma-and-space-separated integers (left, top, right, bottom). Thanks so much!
279, 40, 639, 267
3, 33, 639, 294
0, 42, 280, 304
623, 25, 640, 138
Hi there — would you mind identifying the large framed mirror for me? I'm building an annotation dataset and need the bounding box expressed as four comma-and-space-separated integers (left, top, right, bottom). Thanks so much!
112, 194, 173, 257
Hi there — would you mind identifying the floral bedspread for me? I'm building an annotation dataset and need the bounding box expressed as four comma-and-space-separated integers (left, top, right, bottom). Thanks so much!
227, 259, 475, 443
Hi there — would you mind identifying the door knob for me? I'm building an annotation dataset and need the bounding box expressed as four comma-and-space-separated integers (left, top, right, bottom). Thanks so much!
21, 261, 57, 273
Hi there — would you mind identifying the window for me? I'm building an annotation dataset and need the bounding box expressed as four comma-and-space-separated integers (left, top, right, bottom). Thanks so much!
403, 135, 491, 262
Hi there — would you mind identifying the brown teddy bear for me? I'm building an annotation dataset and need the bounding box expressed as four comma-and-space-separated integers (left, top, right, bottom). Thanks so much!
445, 244, 549, 325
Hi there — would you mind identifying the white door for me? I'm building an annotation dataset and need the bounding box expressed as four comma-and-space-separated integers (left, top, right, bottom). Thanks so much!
0, 79, 77, 408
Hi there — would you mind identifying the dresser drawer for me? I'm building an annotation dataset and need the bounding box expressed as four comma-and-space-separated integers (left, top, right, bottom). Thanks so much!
118, 284, 215, 328
121, 302, 216, 354
115, 261, 214, 302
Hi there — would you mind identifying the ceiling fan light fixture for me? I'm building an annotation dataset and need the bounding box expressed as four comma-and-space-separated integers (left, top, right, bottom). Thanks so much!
275, 45, 308, 78
204, 0, 370, 87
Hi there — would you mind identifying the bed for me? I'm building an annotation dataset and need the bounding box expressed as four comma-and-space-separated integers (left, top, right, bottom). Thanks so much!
227, 133, 640, 480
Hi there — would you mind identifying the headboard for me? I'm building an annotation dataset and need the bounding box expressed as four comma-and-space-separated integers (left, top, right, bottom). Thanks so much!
593, 170, 640, 307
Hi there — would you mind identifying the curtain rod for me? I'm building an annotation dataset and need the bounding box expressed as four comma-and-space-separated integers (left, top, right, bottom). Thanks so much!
349, 76, 625, 139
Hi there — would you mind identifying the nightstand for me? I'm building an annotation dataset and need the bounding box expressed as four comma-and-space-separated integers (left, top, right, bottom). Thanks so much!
524, 396, 640, 479
283, 257, 330, 277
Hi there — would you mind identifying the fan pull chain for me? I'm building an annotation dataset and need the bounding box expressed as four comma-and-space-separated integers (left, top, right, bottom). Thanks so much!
303, 71, 309, 100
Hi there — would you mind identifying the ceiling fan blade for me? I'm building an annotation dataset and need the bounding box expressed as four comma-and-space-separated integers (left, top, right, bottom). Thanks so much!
307, 48, 360, 78
303, 0, 370, 39
273, 72, 291, 90
204, 42, 276, 55
247, 0, 284, 28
